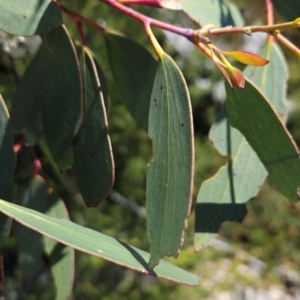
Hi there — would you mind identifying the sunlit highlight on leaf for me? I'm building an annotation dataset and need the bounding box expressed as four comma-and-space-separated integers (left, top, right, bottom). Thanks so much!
222, 50, 269, 66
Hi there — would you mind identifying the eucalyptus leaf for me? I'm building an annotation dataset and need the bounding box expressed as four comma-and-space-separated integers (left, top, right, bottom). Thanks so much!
194, 40, 289, 250
147, 53, 194, 269
226, 80, 300, 203
272, 0, 300, 21
0, 95, 13, 246
42, 25, 82, 169
44, 191, 74, 300
11, 46, 44, 145
74, 47, 114, 207
17, 176, 48, 285
0, 200, 199, 286
177, 0, 244, 27
105, 33, 157, 130
0, 0, 62, 36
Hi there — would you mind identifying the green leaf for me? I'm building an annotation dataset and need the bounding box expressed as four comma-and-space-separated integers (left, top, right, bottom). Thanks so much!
44, 191, 74, 300
244, 41, 288, 116
42, 25, 82, 169
17, 176, 48, 285
0, 200, 199, 286
94, 59, 110, 112
146, 53, 194, 269
272, 0, 300, 21
226, 79, 300, 203
105, 33, 158, 130
194, 40, 289, 250
0, 95, 13, 246
177, 0, 244, 27
0, 95, 14, 202
73, 47, 114, 207
0, 0, 62, 36
11, 47, 44, 145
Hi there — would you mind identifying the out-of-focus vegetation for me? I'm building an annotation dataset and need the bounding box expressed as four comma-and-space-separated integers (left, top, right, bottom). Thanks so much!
1, 0, 300, 299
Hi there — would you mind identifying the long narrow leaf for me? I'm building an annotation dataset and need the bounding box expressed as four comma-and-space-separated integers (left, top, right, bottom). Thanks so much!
73, 47, 114, 207
42, 25, 82, 169
147, 53, 194, 269
226, 80, 300, 202
194, 40, 289, 250
0, 200, 199, 286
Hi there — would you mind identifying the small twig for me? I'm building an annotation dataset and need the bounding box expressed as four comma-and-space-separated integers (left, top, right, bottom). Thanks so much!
265, 0, 274, 27
207, 21, 300, 37
99, 0, 194, 40
76, 21, 87, 46
54, 0, 106, 34
273, 32, 300, 57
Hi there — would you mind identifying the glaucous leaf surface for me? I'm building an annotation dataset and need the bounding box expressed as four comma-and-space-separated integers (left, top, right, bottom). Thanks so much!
17, 176, 48, 285
0, 0, 62, 36
105, 33, 158, 131
195, 40, 288, 250
44, 191, 74, 300
74, 47, 114, 207
147, 53, 194, 268
0, 200, 199, 286
11, 46, 44, 145
226, 80, 300, 203
177, 0, 244, 27
41, 25, 82, 169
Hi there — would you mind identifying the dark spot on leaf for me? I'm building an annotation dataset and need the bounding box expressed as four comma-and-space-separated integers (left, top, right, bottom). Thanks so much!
153, 98, 157, 107
160, 86, 163, 90
23, 14, 27, 19
233, 173, 236, 176
181, 123, 184, 127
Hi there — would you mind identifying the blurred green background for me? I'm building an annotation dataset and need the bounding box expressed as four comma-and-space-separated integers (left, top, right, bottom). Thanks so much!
1, 0, 300, 299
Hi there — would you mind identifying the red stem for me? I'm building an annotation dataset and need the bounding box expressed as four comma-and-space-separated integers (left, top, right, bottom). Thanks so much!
116, 0, 161, 7
76, 22, 87, 46
99, 0, 194, 39
55, 1, 106, 33
265, 0, 274, 26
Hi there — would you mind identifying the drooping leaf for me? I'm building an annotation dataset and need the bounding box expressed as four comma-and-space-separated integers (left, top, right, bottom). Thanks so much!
42, 25, 82, 169
17, 176, 47, 285
272, 0, 300, 21
94, 58, 110, 111
0, 0, 62, 36
73, 47, 114, 207
105, 33, 158, 130
147, 53, 194, 269
0, 95, 14, 246
0, 200, 199, 286
226, 79, 300, 202
0, 95, 14, 202
44, 191, 74, 300
244, 40, 288, 116
222, 50, 269, 66
194, 40, 288, 250
11, 46, 44, 145
177, 0, 244, 27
